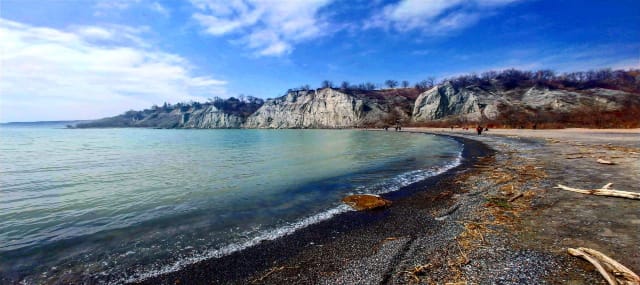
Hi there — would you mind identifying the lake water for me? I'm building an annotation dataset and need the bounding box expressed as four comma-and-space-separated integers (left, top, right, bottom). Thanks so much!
0, 125, 462, 284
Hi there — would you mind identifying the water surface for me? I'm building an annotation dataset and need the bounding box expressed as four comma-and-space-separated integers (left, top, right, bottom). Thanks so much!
0, 125, 462, 283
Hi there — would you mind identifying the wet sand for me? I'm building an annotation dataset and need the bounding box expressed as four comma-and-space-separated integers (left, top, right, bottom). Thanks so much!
137, 128, 639, 284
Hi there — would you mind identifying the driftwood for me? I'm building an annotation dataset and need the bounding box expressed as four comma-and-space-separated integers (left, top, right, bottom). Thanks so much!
435, 203, 461, 220
555, 183, 640, 200
568, 247, 640, 285
508, 192, 523, 202
597, 158, 617, 165
251, 266, 299, 284
398, 264, 432, 283
565, 156, 585, 159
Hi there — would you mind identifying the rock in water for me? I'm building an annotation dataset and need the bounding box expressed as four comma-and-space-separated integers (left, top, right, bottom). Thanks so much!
342, 194, 391, 211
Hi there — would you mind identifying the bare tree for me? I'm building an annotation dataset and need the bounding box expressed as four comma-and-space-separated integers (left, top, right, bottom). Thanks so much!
533, 70, 555, 81
385, 80, 398, 88
340, 81, 350, 90
365, 82, 376, 90
415, 77, 435, 91
321, 80, 333, 88
401, 80, 410, 88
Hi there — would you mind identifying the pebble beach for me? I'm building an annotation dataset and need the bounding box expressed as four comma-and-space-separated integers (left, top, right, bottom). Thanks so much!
138, 128, 640, 284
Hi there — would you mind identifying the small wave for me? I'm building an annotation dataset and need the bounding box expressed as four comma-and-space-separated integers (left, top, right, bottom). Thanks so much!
353, 152, 462, 196
123, 204, 353, 283
123, 151, 463, 284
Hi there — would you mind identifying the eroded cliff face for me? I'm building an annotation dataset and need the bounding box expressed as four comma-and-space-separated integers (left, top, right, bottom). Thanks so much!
411, 82, 632, 122
244, 88, 404, 128
182, 105, 244, 128
412, 82, 486, 121
76, 101, 255, 128
77, 81, 638, 129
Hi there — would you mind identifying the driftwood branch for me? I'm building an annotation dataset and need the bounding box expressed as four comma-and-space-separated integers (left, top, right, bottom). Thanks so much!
508, 192, 524, 202
251, 266, 299, 284
597, 158, 617, 165
555, 183, 640, 200
568, 247, 640, 285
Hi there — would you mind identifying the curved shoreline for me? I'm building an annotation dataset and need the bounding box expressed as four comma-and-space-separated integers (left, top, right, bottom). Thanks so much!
135, 133, 493, 284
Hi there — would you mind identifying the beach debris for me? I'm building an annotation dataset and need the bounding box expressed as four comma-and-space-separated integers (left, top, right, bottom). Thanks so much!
376, 236, 401, 249
251, 266, 299, 284
485, 196, 511, 209
555, 183, 640, 200
597, 158, 617, 165
398, 264, 432, 283
508, 192, 524, 202
342, 194, 391, 211
568, 247, 640, 285
565, 156, 585, 159
431, 190, 453, 202
435, 203, 460, 220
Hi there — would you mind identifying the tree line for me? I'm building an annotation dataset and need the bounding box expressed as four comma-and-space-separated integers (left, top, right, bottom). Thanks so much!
126, 68, 639, 119
289, 68, 639, 94
137, 95, 265, 117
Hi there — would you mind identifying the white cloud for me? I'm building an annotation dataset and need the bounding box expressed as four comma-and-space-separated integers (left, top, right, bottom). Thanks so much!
367, 0, 521, 34
0, 19, 227, 122
95, 0, 141, 10
71, 24, 150, 47
75, 26, 114, 40
150, 2, 170, 17
94, 0, 140, 15
94, 0, 171, 18
190, 0, 333, 56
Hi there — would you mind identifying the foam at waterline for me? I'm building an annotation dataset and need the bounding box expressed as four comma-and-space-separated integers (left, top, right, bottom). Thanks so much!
123, 204, 353, 283
123, 151, 463, 284
352, 152, 463, 196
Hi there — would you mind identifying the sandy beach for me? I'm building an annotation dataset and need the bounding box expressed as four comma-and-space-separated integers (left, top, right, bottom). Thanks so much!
138, 128, 639, 284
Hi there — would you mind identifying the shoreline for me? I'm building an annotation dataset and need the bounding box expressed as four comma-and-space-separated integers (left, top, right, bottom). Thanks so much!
138, 128, 639, 284
135, 133, 492, 284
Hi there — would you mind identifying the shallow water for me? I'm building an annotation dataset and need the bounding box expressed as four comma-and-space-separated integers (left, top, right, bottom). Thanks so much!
0, 125, 462, 283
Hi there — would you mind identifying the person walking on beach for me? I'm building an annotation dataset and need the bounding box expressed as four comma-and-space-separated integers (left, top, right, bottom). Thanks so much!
476, 125, 483, 135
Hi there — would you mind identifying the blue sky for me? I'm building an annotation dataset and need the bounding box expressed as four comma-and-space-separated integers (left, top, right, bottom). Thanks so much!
1, 0, 639, 122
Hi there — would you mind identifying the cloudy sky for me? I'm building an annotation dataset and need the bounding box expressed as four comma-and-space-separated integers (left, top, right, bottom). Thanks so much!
1, 0, 639, 122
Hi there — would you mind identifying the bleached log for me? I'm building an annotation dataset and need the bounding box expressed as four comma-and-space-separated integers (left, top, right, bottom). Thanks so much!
555, 183, 640, 200
597, 158, 617, 165
568, 248, 616, 285
581, 248, 640, 284
568, 247, 640, 285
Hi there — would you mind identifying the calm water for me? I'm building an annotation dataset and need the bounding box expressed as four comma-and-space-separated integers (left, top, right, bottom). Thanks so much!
0, 125, 462, 284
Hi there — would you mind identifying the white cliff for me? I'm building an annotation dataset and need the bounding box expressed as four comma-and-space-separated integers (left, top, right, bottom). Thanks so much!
412, 82, 633, 122
412, 82, 496, 121
244, 88, 404, 128
182, 105, 244, 128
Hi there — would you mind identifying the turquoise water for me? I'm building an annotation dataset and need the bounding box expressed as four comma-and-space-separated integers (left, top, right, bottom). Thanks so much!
0, 125, 462, 284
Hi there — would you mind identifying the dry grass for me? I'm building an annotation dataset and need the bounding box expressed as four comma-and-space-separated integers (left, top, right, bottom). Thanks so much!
441, 155, 547, 283
408, 147, 549, 284
398, 264, 433, 284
